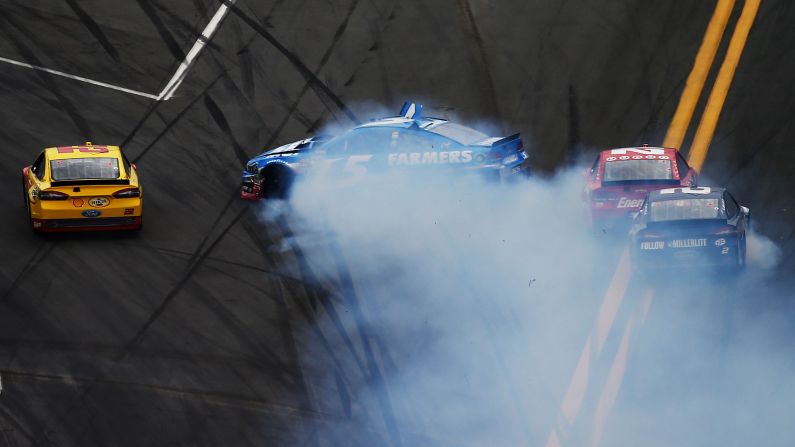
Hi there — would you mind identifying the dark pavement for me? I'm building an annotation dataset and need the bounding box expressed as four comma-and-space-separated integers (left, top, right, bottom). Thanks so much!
0, 1, 792, 446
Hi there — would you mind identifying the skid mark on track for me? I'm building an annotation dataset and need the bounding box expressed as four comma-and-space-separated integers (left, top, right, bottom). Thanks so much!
116, 202, 248, 360
117, 240, 337, 296
282, 0, 398, 138
274, 218, 367, 373
262, 0, 362, 148
29, 200, 250, 442
0, 405, 38, 447
183, 283, 302, 386
0, 338, 283, 372
0, 14, 93, 137
0, 243, 56, 303
459, 0, 502, 130
326, 235, 403, 447
151, 0, 222, 53
0, 369, 324, 420
129, 72, 225, 160
64, 0, 120, 62
238, 216, 325, 411
204, 95, 251, 164
135, 0, 187, 62
511, 0, 568, 125
225, 1, 360, 125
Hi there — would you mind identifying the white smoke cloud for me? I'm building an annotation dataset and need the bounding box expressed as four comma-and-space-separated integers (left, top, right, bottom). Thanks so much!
254, 126, 788, 446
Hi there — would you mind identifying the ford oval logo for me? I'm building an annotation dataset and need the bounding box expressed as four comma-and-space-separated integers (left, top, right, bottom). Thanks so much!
82, 210, 102, 218
89, 197, 109, 207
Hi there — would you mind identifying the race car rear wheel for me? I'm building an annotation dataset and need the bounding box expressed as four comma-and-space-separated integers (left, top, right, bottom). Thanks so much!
737, 233, 747, 269
21, 175, 26, 207
22, 176, 35, 231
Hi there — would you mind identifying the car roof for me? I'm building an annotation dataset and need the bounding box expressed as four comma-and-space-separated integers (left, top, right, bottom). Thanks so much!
354, 117, 493, 146
355, 116, 448, 130
46, 144, 122, 160
648, 187, 725, 201
600, 146, 679, 159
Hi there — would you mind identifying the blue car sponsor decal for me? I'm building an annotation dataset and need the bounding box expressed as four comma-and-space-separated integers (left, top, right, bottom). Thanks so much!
82, 210, 102, 218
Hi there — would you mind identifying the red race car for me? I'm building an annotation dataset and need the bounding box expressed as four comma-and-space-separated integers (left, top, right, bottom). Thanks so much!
584, 145, 697, 228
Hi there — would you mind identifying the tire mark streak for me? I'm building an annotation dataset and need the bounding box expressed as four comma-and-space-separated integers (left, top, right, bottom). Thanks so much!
135, 0, 187, 61
0, 14, 92, 138
151, 0, 222, 52
114, 240, 340, 297
326, 237, 403, 447
116, 202, 247, 360
263, 0, 362, 149
130, 72, 225, 162
221, 0, 360, 124
204, 95, 251, 164
275, 217, 367, 373
1, 369, 324, 420
243, 214, 356, 410
64, 0, 120, 62
0, 406, 39, 447
0, 243, 56, 303
459, 0, 502, 131
0, 339, 280, 372
184, 282, 300, 386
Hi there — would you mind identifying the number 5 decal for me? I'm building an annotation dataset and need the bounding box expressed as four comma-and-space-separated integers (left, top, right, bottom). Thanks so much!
344, 155, 373, 176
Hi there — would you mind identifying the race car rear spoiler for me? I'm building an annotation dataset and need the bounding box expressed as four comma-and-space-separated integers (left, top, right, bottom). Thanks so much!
491, 133, 521, 147
51, 179, 131, 187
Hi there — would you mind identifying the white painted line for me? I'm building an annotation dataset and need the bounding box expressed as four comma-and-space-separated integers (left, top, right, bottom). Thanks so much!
0, 55, 160, 100
156, 0, 237, 100
0, 0, 236, 102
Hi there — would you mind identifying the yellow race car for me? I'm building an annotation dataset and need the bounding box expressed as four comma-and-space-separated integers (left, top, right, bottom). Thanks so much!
21, 143, 143, 232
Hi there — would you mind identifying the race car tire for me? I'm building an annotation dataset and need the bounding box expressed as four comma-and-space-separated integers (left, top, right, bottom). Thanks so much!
737, 233, 747, 270
261, 165, 294, 199
22, 176, 36, 232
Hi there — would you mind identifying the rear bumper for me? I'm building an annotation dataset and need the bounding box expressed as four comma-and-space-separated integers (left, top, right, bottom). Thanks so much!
32, 216, 142, 232
631, 245, 739, 270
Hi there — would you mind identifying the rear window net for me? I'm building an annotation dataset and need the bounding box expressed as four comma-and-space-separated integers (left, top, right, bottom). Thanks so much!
50, 157, 120, 181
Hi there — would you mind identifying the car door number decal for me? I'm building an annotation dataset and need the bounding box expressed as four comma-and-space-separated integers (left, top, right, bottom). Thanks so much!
344, 155, 373, 175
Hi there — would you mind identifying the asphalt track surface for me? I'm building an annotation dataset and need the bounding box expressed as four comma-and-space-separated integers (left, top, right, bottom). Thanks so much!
0, 1, 793, 446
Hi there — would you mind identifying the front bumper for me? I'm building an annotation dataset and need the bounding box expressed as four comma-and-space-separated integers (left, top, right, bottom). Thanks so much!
240, 180, 262, 200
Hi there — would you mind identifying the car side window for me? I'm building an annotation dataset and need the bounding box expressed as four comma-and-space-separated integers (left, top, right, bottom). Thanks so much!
675, 152, 689, 178
31, 153, 46, 180
723, 192, 739, 218
390, 129, 443, 154
324, 128, 393, 156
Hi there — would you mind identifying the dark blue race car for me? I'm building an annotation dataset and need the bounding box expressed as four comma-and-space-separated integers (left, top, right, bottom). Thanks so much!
629, 187, 750, 271
240, 102, 529, 200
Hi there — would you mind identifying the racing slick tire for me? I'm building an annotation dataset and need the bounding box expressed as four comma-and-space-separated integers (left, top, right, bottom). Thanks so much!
261, 165, 294, 200
737, 233, 747, 270
22, 175, 36, 232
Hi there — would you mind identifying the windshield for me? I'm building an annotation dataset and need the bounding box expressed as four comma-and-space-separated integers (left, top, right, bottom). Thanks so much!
603, 159, 673, 182
650, 198, 723, 222
428, 123, 488, 145
50, 157, 120, 180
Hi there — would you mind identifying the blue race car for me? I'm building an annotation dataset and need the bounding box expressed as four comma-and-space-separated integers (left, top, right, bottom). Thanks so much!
240, 102, 529, 200
629, 187, 750, 271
